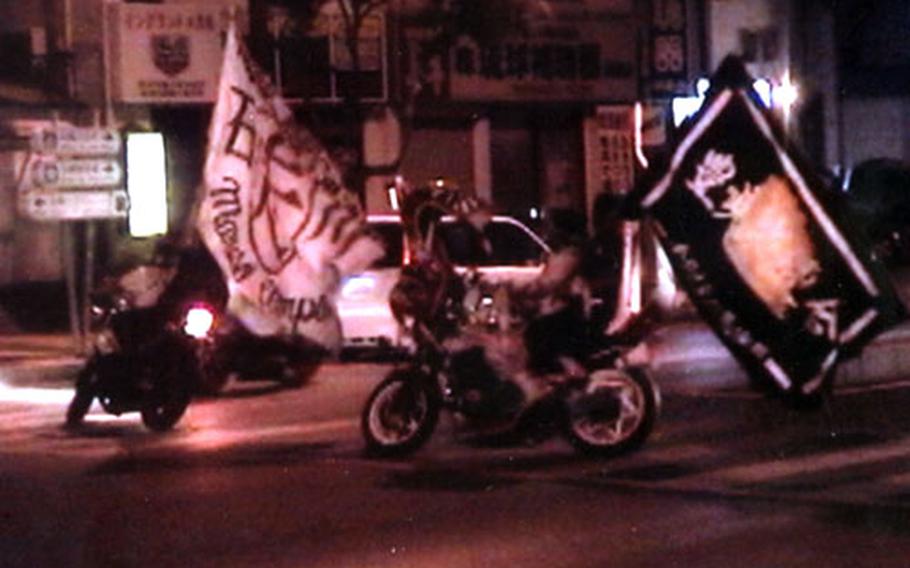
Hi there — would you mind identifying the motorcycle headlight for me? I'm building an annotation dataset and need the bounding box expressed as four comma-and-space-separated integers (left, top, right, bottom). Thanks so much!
90, 304, 108, 324
94, 329, 119, 354
183, 304, 216, 339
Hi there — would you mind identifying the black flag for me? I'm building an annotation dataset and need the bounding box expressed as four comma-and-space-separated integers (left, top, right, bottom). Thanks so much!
637, 57, 905, 401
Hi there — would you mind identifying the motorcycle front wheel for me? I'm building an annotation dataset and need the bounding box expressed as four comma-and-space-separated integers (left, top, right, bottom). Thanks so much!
563, 366, 658, 458
140, 357, 193, 432
141, 386, 191, 432
65, 361, 98, 428
361, 369, 440, 458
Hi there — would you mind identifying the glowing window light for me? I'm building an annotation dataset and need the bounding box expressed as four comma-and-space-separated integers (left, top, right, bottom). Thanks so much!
387, 185, 400, 211
772, 71, 799, 112
753, 78, 772, 108
126, 132, 168, 237
633, 102, 650, 169
672, 77, 775, 127
672, 96, 704, 127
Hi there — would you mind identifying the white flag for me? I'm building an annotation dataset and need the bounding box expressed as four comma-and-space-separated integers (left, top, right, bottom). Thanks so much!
198, 25, 383, 350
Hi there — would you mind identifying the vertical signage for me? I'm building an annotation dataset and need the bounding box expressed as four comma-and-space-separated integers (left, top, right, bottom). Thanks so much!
584, 106, 635, 225
648, 0, 689, 97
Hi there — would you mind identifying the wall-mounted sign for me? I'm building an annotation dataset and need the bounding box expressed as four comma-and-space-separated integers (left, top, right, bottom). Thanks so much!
20, 189, 129, 221
585, 105, 635, 195
19, 125, 127, 222
647, 0, 689, 97
108, 1, 247, 103
30, 158, 123, 189
440, 1, 636, 102
30, 126, 122, 156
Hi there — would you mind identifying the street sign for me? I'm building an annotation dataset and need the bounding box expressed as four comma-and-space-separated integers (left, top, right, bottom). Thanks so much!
21, 125, 127, 221
19, 189, 129, 221
30, 126, 122, 156
30, 157, 123, 189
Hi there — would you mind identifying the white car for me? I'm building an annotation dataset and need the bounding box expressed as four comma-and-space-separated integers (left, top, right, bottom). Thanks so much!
338, 213, 551, 352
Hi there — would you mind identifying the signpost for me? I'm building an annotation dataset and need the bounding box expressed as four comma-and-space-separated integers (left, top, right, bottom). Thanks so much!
19, 124, 129, 353
31, 157, 123, 189
21, 190, 129, 222
30, 126, 122, 156
20, 126, 128, 221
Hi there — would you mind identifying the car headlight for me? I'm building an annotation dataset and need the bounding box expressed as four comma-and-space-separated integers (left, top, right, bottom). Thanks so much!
340, 275, 376, 298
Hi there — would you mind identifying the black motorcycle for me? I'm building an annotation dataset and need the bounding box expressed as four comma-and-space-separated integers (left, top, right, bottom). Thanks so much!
65, 293, 207, 432
360, 298, 659, 458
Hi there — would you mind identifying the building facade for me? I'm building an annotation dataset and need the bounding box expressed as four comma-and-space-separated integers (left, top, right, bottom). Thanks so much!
1, 0, 896, 295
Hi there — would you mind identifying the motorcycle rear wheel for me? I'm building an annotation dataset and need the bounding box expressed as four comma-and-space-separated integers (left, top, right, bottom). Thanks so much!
361, 369, 440, 458
563, 367, 657, 458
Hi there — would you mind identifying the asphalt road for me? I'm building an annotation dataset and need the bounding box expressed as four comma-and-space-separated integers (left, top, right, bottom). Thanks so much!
3, 363, 910, 567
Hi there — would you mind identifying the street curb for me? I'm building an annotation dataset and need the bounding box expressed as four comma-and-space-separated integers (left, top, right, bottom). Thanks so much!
0, 358, 83, 388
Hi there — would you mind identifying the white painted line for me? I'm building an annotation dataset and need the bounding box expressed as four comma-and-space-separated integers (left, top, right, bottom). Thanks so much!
697, 436, 910, 485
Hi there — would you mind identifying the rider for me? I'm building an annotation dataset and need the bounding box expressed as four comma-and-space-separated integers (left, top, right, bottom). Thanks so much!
152, 233, 229, 322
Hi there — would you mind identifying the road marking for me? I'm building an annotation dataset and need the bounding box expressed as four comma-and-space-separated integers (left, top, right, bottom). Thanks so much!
686, 436, 910, 485
0, 383, 75, 405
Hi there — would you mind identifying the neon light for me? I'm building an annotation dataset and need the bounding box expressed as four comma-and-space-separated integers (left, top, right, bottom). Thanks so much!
634, 102, 650, 169
387, 186, 400, 211
126, 132, 168, 237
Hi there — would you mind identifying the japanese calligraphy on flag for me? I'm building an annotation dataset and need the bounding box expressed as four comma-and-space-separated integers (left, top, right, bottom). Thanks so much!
638, 57, 905, 401
197, 25, 384, 350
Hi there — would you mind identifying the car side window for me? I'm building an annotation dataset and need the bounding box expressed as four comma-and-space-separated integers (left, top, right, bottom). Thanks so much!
439, 220, 490, 266
368, 222, 404, 268
483, 221, 545, 266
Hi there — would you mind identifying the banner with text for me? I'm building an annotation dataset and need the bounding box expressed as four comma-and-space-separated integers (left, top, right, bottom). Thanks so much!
197, 25, 383, 350
637, 58, 905, 400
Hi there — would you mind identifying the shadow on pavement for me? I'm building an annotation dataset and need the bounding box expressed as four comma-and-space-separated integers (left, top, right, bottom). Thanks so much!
87, 440, 337, 476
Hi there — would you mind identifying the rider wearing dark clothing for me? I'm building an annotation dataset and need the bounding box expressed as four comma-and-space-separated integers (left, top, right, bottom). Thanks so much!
581, 192, 625, 331
113, 235, 227, 346
155, 241, 229, 321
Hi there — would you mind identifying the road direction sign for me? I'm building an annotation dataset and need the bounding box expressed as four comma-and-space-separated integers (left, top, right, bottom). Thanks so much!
30, 157, 123, 189
30, 126, 122, 156
19, 189, 129, 221
21, 125, 128, 221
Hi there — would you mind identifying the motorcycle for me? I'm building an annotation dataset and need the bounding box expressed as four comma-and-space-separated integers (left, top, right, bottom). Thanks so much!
192, 313, 325, 395
65, 286, 212, 432
360, 273, 660, 458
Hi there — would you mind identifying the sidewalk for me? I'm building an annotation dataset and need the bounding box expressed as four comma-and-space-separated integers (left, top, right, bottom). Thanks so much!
0, 333, 84, 388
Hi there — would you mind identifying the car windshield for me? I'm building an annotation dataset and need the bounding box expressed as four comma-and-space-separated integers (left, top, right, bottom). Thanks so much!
366, 217, 545, 269
481, 221, 544, 265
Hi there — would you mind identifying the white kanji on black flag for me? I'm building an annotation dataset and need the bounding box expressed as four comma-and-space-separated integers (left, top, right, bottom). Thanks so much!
637, 57, 905, 401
